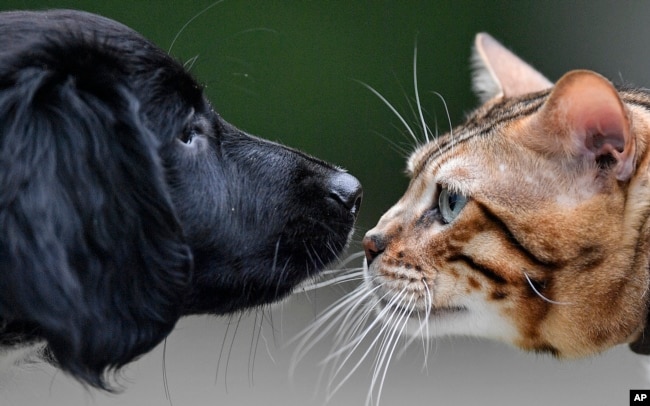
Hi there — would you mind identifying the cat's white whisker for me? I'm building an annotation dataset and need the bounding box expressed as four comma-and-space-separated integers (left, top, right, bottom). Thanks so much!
325, 286, 410, 398
297, 288, 374, 379
331, 288, 383, 354
431, 90, 453, 141
299, 270, 364, 292
324, 303, 382, 397
288, 285, 371, 379
325, 299, 396, 398
396, 305, 428, 359
355, 80, 419, 145
422, 282, 433, 369
321, 297, 374, 396
413, 45, 430, 144
168, 0, 224, 54
523, 272, 573, 305
183, 54, 200, 70
334, 290, 380, 346
391, 72, 428, 147
367, 291, 408, 389
337, 250, 368, 268
292, 286, 365, 344
368, 293, 415, 406
329, 290, 403, 401
322, 287, 402, 365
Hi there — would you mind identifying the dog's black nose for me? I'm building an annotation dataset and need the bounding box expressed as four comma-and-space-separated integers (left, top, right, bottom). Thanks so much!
329, 172, 362, 216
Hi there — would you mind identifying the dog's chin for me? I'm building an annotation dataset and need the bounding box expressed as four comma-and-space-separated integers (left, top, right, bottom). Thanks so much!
184, 223, 357, 315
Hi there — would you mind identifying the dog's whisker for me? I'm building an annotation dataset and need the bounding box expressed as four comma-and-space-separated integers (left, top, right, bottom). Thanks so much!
224, 313, 244, 393
260, 320, 277, 365
250, 311, 265, 387
302, 242, 318, 272
308, 242, 330, 271
271, 238, 289, 300
261, 306, 279, 348
215, 314, 231, 387
247, 312, 257, 386
162, 337, 173, 406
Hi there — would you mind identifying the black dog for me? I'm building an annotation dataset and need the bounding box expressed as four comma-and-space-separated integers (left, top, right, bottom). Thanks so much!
0, 9, 361, 389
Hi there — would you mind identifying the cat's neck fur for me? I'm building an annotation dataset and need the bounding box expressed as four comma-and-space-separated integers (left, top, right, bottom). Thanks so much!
621, 99, 650, 350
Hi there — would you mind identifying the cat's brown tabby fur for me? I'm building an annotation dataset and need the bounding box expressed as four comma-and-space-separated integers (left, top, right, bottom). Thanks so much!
362, 33, 650, 358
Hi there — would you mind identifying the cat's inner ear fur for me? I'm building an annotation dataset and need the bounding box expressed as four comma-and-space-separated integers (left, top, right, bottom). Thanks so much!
527, 70, 635, 181
472, 33, 552, 103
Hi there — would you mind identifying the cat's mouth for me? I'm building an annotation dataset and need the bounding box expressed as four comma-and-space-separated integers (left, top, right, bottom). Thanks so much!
365, 263, 467, 319
377, 296, 466, 320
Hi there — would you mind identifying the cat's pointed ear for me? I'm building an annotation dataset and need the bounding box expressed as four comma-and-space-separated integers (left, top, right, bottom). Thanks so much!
472, 33, 552, 103
530, 70, 635, 181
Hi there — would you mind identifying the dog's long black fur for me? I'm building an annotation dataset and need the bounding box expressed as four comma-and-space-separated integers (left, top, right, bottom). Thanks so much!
0, 9, 361, 389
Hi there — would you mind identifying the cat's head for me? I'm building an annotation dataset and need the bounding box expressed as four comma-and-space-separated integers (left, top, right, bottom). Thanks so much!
362, 33, 650, 358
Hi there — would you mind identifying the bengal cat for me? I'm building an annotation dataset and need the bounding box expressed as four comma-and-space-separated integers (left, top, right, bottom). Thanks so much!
293, 32, 650, 404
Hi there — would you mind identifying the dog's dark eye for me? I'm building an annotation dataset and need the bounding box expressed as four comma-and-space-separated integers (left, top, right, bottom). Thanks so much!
179, 128, 197, 145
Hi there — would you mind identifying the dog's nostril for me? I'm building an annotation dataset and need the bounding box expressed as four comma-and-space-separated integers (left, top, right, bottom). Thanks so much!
362, 233, 386, 265
329, 172, 363, 215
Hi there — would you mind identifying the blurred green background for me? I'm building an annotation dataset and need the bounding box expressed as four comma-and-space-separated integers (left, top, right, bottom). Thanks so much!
2, 1, 650, 406
2, 0, 647, 237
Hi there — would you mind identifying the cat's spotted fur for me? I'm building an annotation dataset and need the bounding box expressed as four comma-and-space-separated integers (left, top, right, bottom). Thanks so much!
361, 33, 650, 358
292, 34, 650, 405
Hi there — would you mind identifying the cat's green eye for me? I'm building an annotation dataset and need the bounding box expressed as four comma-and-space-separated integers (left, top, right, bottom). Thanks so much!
439, 187, 468, 224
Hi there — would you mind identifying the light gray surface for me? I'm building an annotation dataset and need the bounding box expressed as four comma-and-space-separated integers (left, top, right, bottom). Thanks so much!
1, 289, 647, 406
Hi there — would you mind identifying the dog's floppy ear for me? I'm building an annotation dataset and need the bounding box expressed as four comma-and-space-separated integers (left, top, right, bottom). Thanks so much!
0, 41, 192, 388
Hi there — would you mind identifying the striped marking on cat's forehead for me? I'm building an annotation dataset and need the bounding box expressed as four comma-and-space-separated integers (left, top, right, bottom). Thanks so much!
411, 91, 550, 179
620, 88, 650, 111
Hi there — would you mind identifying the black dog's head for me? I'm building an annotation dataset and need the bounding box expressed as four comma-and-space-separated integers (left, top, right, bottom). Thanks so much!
0, 10, 361, 388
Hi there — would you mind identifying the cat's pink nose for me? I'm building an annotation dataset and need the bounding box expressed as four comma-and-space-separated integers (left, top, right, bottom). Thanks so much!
363, 233, 386, 265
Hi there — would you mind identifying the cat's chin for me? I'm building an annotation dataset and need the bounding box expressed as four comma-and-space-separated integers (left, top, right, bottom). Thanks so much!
363, 259, 521, 342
